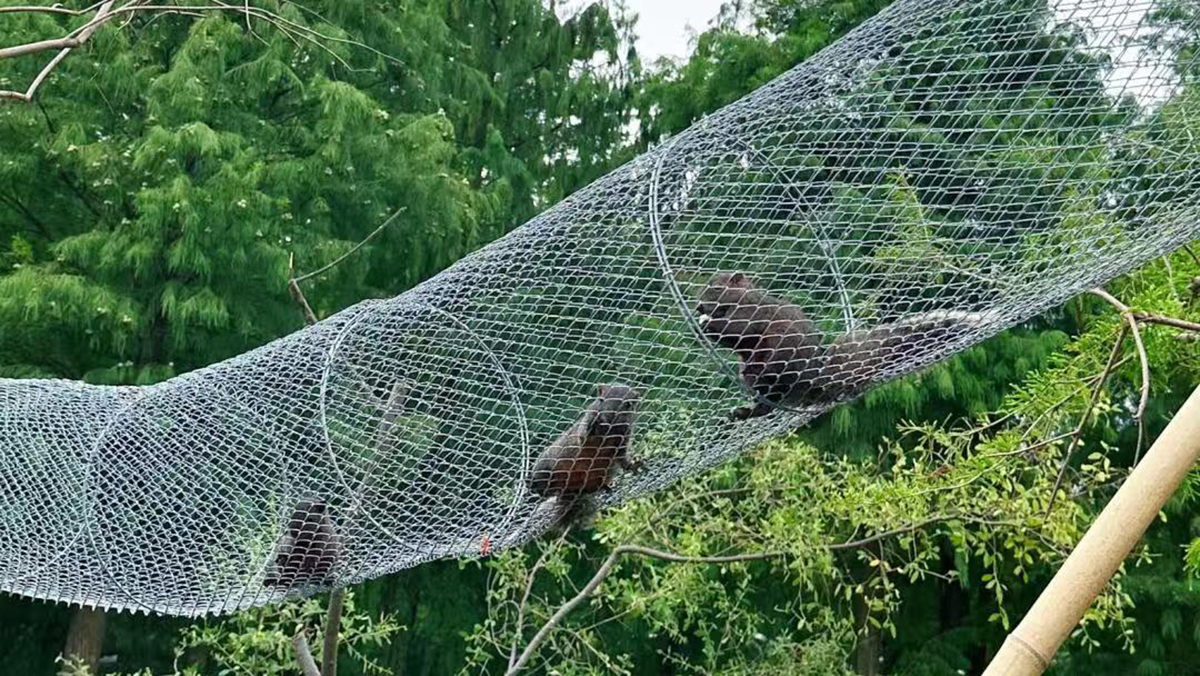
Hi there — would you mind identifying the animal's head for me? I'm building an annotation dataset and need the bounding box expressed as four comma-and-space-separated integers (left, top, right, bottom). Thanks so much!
696, 272, 754, 326
597, 383, 639, 411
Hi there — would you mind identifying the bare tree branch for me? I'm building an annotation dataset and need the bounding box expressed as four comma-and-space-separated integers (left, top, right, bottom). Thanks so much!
0, 1, 402, 103
322, 588, 345, 676
292, 208, 405, 284
505, 515, 964, 675
0, 2, 108, 16
1090, 288, 1150, 421
1133, 311, 1200, 333
1, 1, 116, 102
507, 532, 567, 671
293, 630, 322, 676
287, 253, 319, 326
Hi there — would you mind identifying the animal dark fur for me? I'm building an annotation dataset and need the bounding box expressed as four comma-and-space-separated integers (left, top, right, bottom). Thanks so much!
263, 499, 340, 588
697, 272, 987, 419
529, 384, 640, 499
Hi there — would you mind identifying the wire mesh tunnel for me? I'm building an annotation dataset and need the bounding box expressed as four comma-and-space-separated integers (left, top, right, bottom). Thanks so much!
2, 0, 1200, 616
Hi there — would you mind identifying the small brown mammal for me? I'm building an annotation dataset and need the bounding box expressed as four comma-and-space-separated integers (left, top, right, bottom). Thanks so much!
697, 272, 988, 419
263, 498, 340, 588
529, 384, 641, 499
696, 272, 823, 419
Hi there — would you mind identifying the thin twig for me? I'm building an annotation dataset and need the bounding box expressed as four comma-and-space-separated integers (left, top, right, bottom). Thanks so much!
507, 531, 569, 670
506, 515, 959, 675
827, 514, 954, 550
293, 630, 322, 676
322, 588, 345, 676
1046, 322, 1128, 516
1183, 244, 1200, 267
292, 209, 405, 284
1090, 288, 1150, 421
505, 545, 785, 675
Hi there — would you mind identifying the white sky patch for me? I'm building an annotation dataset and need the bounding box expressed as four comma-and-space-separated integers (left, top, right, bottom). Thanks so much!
556, 0, 727, 62
625, 0, 728, 61
1051, 0, 1182, 109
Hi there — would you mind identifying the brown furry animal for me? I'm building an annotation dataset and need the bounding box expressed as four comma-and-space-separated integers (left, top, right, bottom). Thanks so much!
696, 272, 823, 419
529, 384, 640, 498
697, 272, 989, 419
263, 499, 340, 589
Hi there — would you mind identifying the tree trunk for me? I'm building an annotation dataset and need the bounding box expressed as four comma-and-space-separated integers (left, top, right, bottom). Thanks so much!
854, 595, 882, 675
60, 607, 107, 674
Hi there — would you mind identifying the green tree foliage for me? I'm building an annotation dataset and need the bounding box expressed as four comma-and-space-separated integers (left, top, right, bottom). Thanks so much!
0, 1, 639, 674
636, 0, 893, 141
53, 590, 400, 676
466, 248, 1200, 675
2, 0, 1200, 674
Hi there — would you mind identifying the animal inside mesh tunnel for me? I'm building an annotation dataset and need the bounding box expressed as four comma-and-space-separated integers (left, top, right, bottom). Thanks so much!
3, 0, 1200, 616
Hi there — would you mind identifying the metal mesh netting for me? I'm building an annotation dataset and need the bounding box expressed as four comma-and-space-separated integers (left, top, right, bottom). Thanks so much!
3, 0, 1200, 616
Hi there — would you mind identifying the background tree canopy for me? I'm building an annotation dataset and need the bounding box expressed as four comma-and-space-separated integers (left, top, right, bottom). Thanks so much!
1, 0, 1198, 674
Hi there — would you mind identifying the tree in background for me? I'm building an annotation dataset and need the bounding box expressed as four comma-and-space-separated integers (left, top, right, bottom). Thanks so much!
466, 0, 1200, 674
0, 1, 639, 673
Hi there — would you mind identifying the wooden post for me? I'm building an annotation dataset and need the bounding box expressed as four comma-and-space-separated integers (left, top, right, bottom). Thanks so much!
983, 384, 1200, 675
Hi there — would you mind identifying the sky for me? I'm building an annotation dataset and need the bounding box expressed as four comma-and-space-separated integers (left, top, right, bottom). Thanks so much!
624, 0, 727, 61
615, 0, 728, 61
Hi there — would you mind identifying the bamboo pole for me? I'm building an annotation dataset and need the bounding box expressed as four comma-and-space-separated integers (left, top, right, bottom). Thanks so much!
983, 384, 1200, 676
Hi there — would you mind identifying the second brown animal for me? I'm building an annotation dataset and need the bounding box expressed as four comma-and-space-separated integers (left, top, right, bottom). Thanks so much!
528, 384, 641, 501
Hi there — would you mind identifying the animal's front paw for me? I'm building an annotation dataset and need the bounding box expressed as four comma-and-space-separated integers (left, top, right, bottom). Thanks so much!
622, 457, 647, 473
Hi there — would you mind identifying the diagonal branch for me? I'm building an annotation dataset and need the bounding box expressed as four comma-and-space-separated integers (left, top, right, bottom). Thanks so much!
293, 630, 322, 676
1045, 321, 1129, 516
1, 1, 403, 103
1, 1, 117, 103
292, 208, 405, 284
505, 515, 962, 675
1089, 288, 1150, 421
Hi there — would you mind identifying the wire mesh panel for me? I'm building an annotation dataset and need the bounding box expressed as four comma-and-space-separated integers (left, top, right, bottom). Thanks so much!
2, 0, 1200, 616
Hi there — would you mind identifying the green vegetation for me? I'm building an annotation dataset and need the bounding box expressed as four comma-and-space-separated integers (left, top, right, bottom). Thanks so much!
1, 0, 1199, 674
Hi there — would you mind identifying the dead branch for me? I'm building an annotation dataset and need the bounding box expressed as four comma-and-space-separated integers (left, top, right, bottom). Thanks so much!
0, 1, 400, 103
285, 208, 404, 325
1, 1, 116, 103
1089, 288, 1150, 422
292, 209, 404, 284
287, 253, 319, 326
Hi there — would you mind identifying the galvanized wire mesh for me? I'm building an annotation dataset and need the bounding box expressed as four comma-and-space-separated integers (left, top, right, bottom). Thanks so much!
2, 0, 1200, 616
